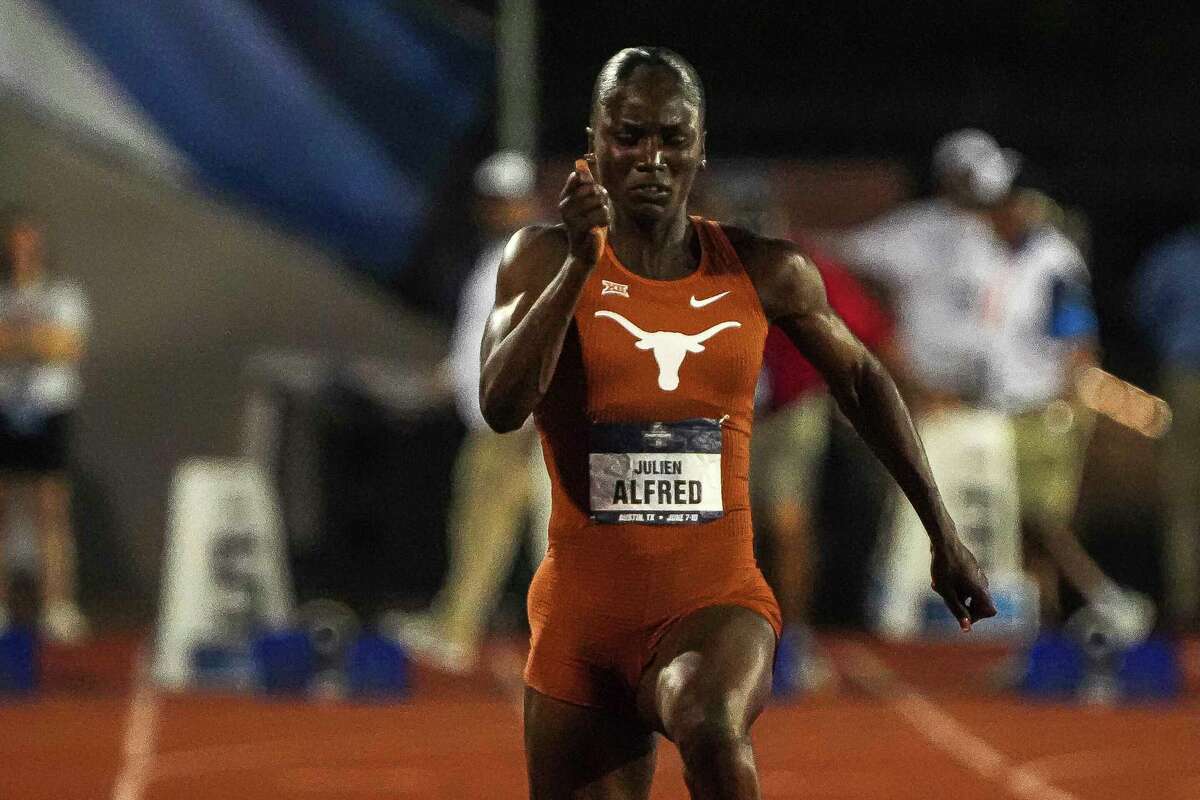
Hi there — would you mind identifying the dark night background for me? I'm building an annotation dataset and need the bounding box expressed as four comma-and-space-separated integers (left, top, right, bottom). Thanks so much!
419, 0, 1200, 390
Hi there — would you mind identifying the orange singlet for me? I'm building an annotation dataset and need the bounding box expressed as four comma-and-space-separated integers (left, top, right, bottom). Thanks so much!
526, 216, 782, 709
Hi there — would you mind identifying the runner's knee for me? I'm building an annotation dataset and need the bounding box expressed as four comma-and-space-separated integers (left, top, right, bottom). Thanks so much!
663, 694, 749, 762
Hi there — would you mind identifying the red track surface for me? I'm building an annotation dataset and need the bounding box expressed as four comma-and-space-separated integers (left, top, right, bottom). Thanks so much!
2, 634, 1198, 799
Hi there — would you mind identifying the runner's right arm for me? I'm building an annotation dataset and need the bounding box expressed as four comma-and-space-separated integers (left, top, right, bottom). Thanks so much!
479, 164, 611, 432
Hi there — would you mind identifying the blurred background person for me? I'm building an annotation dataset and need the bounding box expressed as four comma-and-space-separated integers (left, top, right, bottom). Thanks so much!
985, 170, 1103, 624
1134, 214, 1200, 632
830, 128, 1018, 411
0, 206, 90, 642
830, 132, 1131, 637
383, 152, 550, 674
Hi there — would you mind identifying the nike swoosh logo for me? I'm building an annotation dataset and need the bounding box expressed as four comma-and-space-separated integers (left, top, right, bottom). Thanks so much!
690, 291, 731, 308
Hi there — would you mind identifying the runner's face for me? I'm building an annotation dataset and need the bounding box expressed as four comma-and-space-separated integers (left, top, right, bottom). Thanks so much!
592, 67, 704, 226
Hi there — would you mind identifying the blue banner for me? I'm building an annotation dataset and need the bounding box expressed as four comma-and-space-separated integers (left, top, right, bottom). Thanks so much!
42, 0, 492, 273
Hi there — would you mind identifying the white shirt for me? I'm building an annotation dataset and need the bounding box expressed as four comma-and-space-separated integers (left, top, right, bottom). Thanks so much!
835, 199, 1006, 397
982, 227, 1092, 413
0, 279, 90, 415
449, 240, 508, 431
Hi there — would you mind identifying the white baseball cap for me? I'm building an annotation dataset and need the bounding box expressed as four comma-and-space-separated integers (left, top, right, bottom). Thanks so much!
473, 150, 536, 199
931, 128, 1022, 205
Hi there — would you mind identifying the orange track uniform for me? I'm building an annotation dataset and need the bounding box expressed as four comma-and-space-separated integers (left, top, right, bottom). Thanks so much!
526, 217, 782, 709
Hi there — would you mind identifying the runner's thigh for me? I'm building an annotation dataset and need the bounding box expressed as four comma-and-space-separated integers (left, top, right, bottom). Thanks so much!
636, 605, 776, 737
525, 687, 656, 800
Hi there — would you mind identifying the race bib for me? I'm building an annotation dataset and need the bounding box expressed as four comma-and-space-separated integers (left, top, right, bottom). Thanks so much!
589, 418, 724, 524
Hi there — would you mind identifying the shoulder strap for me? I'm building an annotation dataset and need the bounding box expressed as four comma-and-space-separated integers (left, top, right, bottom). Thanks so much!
693, 216, 744, 276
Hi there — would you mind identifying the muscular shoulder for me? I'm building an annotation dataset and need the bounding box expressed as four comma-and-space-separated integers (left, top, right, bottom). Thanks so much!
500, 224, 569, 268
495, 224, 570, 297
719, 224, 826, 321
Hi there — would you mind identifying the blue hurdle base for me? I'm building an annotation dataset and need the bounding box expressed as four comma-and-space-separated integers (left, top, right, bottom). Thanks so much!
0, 626, 39, 696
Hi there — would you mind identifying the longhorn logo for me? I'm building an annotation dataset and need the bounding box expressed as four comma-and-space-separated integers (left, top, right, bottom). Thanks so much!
594, 310, 741, 391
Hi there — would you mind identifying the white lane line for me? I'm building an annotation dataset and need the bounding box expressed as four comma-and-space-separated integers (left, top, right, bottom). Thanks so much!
1013, 749, 1134, 783
838, 642, 1083, 800
111, 650, 160, 800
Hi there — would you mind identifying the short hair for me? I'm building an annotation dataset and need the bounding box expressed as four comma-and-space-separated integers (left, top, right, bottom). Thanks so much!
590, 47, 705, 126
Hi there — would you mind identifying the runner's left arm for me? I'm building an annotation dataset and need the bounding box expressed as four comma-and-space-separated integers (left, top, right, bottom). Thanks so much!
742, 234, 996, 630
